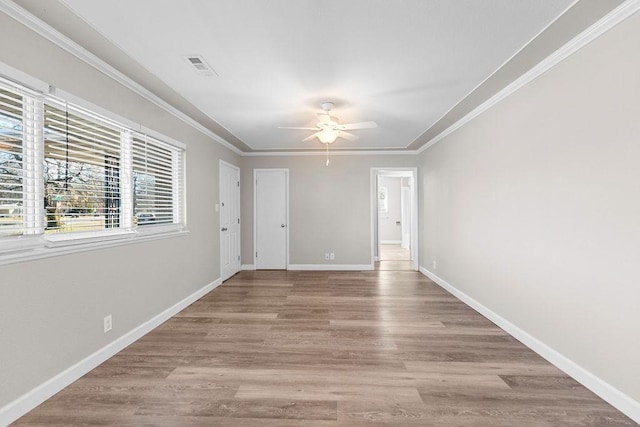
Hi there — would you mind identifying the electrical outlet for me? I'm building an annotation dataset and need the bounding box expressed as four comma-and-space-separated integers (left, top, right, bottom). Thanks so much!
324, 253, 330, 260
103, 315, 112, 333
433, 260, 437, 270
330, 253, 335, 260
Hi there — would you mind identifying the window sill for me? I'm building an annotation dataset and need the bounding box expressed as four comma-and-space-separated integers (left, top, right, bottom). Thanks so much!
44, 229, 137, 248
0, 226, 189, 266
0, 235, 43, 255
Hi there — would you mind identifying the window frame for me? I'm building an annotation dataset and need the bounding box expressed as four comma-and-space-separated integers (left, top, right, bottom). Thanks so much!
0, 75, 187, 265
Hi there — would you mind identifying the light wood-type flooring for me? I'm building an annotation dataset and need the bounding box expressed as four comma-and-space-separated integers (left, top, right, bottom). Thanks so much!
377, 244, 414, 271
14, 270, 635, 426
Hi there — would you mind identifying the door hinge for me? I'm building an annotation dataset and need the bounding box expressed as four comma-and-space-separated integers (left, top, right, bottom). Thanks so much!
237, 181, 240, 187
237, 218, 240, 224
238, 255, 240, 261
256, 251, 258, 257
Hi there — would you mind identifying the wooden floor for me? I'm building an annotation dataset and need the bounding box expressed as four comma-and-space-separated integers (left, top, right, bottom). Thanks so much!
14, 270, 634, 426
379, 244, 410, 261
377, 244, 414, 271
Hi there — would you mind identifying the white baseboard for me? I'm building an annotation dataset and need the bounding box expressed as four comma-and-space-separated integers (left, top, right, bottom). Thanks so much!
241, 264, 255, 270
288, 264, 373, 271
419, 266, 640, 424
0, 278, 223, 426
380, 240, 401, 245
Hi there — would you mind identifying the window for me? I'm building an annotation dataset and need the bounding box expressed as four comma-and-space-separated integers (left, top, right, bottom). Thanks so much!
132, 133, 183, 227
0, 75, 186, 260
44, 101, 123, 233
0, 82, 42, 242
0, 86, 24, 237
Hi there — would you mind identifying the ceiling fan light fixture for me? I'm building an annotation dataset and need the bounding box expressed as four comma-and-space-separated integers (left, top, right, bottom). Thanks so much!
279, 101, 375, 148
318, 128, 337, 144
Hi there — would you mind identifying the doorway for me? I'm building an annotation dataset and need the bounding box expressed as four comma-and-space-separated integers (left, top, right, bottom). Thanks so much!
254, 169, 289, 269
371, 168, 418, 271
220, 160, 241, 281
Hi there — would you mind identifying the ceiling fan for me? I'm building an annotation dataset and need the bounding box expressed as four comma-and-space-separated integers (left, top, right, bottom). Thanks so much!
278, 102, 377, 145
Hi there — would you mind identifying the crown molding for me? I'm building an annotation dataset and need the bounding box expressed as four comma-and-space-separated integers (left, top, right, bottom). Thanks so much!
0, 0, 243, 156
417, 0, 640, 154
242, 149, 418, 157
3, 0, 637, 158
407, 0, 579, 151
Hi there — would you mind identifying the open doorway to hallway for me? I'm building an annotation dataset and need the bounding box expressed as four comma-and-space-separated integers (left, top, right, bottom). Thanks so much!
371, 167, 418, 271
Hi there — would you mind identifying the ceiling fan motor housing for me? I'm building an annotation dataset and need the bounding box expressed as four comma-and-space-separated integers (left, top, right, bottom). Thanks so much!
320, 101, 334, 112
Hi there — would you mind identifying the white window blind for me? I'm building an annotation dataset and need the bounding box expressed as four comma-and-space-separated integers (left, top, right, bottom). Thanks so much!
132, 133, 183, 227
0, 73, 186, 258
43, 100, 123, 233
0, 85, 24, 237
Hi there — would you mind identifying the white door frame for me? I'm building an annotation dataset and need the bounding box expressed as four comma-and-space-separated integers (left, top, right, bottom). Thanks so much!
370, 167, 419, 271
253, 168, 289, 269
219, 160, 241, 281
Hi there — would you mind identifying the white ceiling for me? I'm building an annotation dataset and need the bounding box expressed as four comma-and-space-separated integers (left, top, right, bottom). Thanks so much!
60, 0, 574, 152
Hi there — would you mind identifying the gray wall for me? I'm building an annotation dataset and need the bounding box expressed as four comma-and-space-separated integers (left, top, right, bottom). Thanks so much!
241, 155, 416, 266
378, 176, 402, 243
418, 11, 640, 402
0, 11, 240, 407
3, 0, 639, 417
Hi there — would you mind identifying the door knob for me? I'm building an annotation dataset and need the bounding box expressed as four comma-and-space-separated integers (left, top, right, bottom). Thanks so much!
221, 227, 228, 231
281, 224, 286, 228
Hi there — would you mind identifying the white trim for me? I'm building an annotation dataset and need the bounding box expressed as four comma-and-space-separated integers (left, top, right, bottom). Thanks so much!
241, 264, 255, 271
288, 264, 373, 271
380, 240, 402, 245
371, 168, 419, 271
0, 63, 189, 265
419, 266, 640, 424
0, 277, 223, 426
0, 67, 187, 151
0, 236, 41, 255
132, 223, 185, 237
407, 0, 579, 151
0, 0, 242, 155
2, 0, 637, 157
0, 62, 49, 94
43, 229, 137, 248
243, 149, 418, 157
0, 229, 188, 267
417, 0, 640, 154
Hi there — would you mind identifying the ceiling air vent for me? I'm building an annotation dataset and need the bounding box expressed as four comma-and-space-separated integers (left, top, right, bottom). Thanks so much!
183, 55, 217, 76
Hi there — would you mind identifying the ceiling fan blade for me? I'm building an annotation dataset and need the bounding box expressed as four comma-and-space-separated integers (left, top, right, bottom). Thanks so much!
339, 121, 378, 130
278, 126, 319, 130
302, 132, 321, 142
337, 130, 359, 141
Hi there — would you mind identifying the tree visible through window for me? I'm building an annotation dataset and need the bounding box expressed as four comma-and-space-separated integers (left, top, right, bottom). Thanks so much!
0, 75, 185, 252
43, 103, 121, 233
0, 87, 24, 237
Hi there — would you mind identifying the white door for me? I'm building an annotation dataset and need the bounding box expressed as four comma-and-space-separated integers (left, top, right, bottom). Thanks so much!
220, 161, 240, 281
255, 169, 288, 269
401, 185, 411, 251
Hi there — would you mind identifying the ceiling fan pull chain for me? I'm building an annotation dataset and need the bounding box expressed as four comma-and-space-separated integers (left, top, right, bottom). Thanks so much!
326, 142, 330, 166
